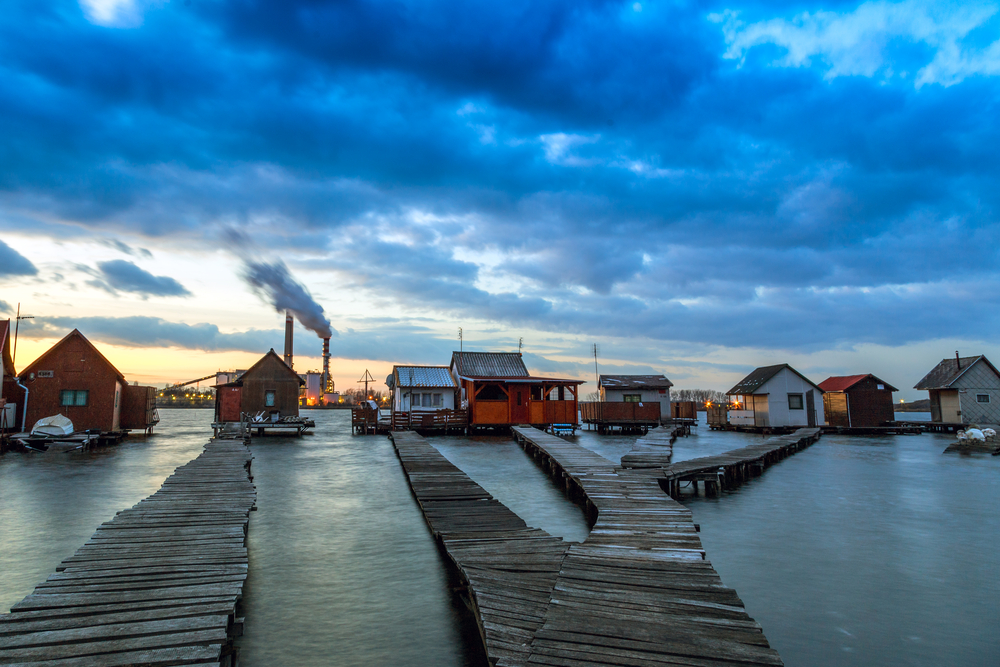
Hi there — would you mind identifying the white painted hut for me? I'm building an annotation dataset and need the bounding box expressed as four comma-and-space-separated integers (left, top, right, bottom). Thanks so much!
914, 354, 1000, 425
387, 366, 458, 413
726, 364, 824, 428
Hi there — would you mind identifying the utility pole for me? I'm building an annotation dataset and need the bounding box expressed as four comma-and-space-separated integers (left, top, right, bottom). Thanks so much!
12, 303, 34, 369
593, 344, 600, 400
358, 369, 375, 399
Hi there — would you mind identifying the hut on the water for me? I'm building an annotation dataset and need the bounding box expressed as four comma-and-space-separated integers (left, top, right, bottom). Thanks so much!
818, 374, 897, 427
18, 329, 158, 434
726, 364, 824, 428
386, 365, 465, 431
599, 375, 673, 413
215, 349, 303, 423
450, 351, 583, 431
914, 354, 1000, 425
1, 319, 22, 429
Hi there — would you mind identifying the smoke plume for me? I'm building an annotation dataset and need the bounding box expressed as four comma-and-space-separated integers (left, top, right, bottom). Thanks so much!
242, 259, 333, 338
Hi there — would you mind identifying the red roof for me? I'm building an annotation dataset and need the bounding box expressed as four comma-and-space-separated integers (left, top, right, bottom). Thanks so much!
818, 374, 898, 393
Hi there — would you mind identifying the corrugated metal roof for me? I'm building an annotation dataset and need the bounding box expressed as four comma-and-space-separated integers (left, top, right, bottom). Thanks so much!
393, 366, 457, 388
451, 351, 529, 378
599, 374, 673, 389
914, 356, 998, 389
726, 364, 822, 395
819, 374, 898, 393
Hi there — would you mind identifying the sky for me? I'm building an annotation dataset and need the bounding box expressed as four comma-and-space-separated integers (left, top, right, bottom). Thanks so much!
1, 0, 999, 400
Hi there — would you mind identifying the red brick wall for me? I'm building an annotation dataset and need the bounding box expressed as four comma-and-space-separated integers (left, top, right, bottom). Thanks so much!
22, 335, 122, 432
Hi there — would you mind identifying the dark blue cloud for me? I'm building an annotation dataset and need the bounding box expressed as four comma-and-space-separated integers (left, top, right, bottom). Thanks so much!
0, 240, 37, 277
0, 0, 997, 353
90, 260, 191, 297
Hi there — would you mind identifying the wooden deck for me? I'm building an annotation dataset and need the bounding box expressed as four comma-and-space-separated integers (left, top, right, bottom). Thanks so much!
510, 426, 783, 666
0, 435, 256, 666
389, 432, 568, 666
659, 428, 821, 498
618, 424, 690, 469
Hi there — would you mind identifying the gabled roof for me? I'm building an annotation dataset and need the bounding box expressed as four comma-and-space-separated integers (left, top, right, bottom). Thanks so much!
225, 349, 304, 386
914, 355, 999, 390
393, 366, 457, 388
819, 374, 898, 393
599, 374, 673, 389
451, 351, 529, 378
22, 329, 126, 382
726, 364, 822, 395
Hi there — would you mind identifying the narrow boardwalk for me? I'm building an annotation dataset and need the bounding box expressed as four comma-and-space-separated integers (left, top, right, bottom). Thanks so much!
0, 437, 255, 667
618, 424, 688, 469
656, 428, 821, 497
513, 426, 783, 667
390, 432, 568, 667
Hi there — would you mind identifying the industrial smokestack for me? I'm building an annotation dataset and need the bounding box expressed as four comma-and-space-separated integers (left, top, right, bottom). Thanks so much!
322, 337, 332, 393
284, 312, 294, 368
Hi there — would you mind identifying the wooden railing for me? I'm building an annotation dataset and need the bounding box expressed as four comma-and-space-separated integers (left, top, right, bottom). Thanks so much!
579, 401, 660, 423
392, 408, 468, 431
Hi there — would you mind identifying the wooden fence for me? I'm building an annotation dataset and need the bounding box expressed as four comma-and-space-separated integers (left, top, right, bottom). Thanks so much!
391, 408, 468, 431
579, 401, 660, 424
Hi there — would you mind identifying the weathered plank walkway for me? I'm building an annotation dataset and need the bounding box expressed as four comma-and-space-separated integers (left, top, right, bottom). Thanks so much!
655, 428, 821, 498
618, 424, 689, 469
390, 432, 568, 667
512, 426, 783, 667
0, 436, 255, 667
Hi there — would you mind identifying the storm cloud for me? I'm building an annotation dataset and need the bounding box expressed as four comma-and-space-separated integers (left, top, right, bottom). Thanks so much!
0, 0, 998, 355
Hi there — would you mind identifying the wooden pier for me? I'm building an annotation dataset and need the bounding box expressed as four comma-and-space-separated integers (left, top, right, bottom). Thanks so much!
656, 428, 821, 498
0, 435, 256, 666
509, 426, 783, 666
389, 431, 568, 666
618, 424, 689, 469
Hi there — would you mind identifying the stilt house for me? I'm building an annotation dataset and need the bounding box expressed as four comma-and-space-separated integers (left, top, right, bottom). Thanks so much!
450, 351, 583, 429
914, 354, 1000, 424
19, 329, 157, 433
386, 365, 464, 431
726, 364, 824, 428
818, 374, 897, 427
215, 349, 303, 422
599, 375, 672, 415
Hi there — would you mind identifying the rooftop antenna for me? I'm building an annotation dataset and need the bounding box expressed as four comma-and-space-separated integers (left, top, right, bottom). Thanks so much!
458, 327, 463, 355
358, 369, 375, 399
12, 303, 34, 369
518, 337, 523, 355
593, 343, 600, 399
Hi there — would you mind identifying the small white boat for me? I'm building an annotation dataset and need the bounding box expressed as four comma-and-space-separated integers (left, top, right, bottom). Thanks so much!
30, 414, 75, 437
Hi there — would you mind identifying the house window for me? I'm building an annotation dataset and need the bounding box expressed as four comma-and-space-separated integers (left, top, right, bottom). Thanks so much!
977, 394, 990, 403
623, 394, 642, 403
422, 393, 432, 407
60, 390, 88, 406
877, 384, 885, 390
548, 386, 566, 401
265, 390, 276, 407
788, 394, 804, 410
530, 385, 543, 401
476, 383, 507, 401
432, 393, 443, 407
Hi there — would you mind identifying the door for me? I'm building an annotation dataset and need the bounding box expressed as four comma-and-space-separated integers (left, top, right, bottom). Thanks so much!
806, 390, 816, 427
753, 395, 769, 427
219, 387, 242, 422
510, 384, 529, 424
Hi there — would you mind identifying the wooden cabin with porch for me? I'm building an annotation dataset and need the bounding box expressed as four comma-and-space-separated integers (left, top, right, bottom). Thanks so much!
18, 329, 158, 436
726, 364, 825, 429
215, 349, 304, 425
450, 351, 583, 432
819, 374, 897, 428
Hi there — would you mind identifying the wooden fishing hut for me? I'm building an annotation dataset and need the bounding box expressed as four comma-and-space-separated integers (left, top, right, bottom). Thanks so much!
18, 329, 158, 439
450, 351, 582, 432
914, 354, 1000, 425
580, 375, 672, 432
726, 364, 824, 429
1, 319, 22, 431
214, 349, 310, 435
387, 365, 466, 431
818, 374, 897, 428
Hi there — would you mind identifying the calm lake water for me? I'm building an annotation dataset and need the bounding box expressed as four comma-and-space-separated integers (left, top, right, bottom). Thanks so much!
1, 409, 996, 667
